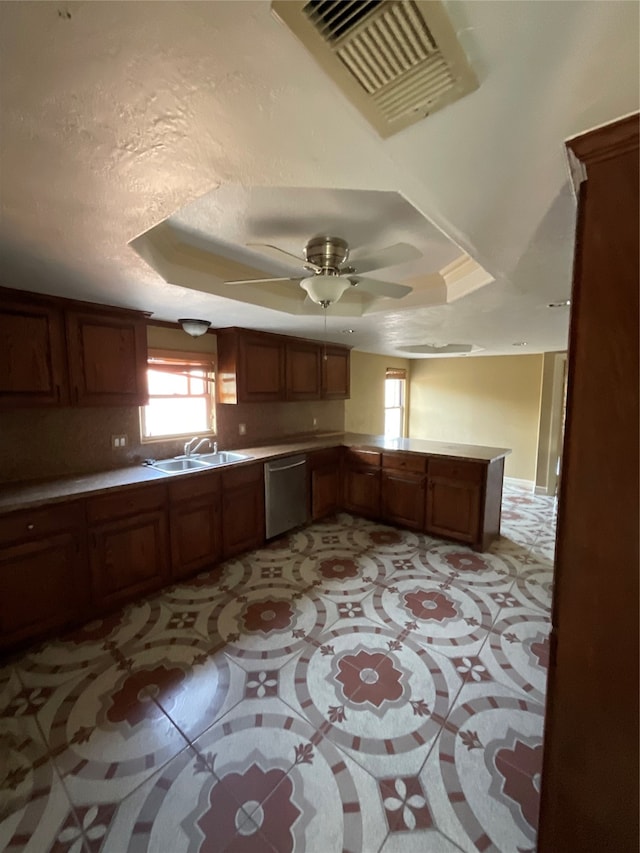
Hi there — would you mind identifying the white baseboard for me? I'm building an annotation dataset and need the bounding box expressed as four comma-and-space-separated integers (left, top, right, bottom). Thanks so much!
504, 477, 535, 492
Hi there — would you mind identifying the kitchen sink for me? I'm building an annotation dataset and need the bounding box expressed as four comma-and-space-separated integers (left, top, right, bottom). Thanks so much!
197, 451, 252, 465
148, 451, 252, 475
151, 458, 212, 473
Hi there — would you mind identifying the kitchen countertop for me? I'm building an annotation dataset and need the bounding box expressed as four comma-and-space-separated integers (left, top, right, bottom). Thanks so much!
0, 433, 510, 514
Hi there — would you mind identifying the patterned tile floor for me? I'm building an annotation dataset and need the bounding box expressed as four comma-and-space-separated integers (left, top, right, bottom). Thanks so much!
0, 483, 556, 852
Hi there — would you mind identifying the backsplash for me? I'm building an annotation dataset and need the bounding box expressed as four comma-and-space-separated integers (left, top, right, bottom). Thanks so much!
0, 400, 345, 484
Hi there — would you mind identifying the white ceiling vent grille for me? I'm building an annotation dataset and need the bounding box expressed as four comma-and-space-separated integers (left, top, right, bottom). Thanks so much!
272, 0, 478, 138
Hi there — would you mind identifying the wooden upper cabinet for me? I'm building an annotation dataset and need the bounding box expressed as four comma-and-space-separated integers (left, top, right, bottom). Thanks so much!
286, 340, 322, 400
0, 287, 150, 410
217, 329, 285, 404
322, 345, 350, 399
239, 333, 285, 401
66, 311, 148, 406
217, 327, 350, 403
0, 296, 69, 407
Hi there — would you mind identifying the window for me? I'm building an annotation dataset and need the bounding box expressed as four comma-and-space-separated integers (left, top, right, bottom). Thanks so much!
140, 350, 215, 440
384, 368, 406, 439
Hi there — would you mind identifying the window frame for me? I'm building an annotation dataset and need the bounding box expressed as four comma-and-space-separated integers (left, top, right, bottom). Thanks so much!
140, 348, 216, 443
384, 368, 407, 440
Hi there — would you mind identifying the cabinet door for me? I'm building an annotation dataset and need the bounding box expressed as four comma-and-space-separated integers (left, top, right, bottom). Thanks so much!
66, 311, 148, 406
425, 478, 480, 544
311, 467, 340, 520
322, 347, 350, 399
89, 510, 168, 608
222, 483, 265, 558
170, 495, 221, 580
286, 341, 321, 400
238, 334, 285, 402
0, 533, 88, 649
0, 299, 68, 407
343, 466, 380, 519
381, 471, 426, 530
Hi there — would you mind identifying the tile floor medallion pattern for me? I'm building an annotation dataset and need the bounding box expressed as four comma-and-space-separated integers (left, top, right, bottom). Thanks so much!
0, 483, 556, 851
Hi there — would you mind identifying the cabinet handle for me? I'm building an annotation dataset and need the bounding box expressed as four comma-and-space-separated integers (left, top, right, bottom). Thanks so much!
27, 523, 35, 531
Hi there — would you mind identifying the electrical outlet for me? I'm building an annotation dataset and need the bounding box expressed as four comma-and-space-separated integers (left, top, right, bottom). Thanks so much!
111, 434, 127, 449
238, 423, 246, 436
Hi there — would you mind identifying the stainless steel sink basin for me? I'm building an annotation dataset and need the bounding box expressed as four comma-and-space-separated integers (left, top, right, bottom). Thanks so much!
151, 458, 212, 473
148, 451, 252, 475
196, 451, 252, 466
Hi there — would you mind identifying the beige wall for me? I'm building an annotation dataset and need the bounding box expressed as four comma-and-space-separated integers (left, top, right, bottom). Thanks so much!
345, 351, 410, 435
409, 354, 544, 480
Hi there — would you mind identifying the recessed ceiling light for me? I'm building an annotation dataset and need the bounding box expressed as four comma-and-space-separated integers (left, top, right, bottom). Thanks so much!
512, 341, 528, 347
547, 300, 571, 308
341, 329, 355, 334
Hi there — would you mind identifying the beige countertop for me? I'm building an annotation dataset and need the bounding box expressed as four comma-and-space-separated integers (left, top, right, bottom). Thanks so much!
0, 433, 510, 514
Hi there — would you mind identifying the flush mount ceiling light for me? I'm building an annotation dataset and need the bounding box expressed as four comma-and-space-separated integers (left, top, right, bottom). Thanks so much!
178, 318, 211, 337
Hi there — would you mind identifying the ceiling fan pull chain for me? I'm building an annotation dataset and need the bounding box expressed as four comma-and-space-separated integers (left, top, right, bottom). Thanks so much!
323, 305, 328, 361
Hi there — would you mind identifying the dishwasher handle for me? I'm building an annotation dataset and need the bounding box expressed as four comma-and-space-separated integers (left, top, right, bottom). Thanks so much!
267, 457, 307, 473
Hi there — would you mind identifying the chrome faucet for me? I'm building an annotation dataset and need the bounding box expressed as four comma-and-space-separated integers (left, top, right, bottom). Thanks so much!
184, 436, 216, 456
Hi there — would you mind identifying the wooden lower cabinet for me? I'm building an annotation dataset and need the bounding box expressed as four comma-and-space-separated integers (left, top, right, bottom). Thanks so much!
89, 510, 169, 609
381, 471, 426, 530
425, 458, 483, 545
308, 448, 342, 520
222, 463, 265, 558
343, 466, 381, 519
0, 530, 88, 650
170, 497, 221, 580
169, 471, 221, 580
426, 478, 480, 544
87, 483, 169, 609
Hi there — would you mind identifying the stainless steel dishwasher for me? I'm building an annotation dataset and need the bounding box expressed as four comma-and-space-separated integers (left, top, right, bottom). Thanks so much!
264, 454, 308, 538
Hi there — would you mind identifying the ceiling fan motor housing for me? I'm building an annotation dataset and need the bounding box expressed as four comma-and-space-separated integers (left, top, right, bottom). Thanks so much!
304, 236, 350, 273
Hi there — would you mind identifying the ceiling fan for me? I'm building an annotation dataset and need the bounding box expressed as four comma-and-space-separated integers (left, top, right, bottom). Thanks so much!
225, 236, 420, 307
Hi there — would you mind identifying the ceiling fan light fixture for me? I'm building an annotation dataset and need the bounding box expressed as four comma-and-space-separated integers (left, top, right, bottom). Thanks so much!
299, 274, 351, 306
178, 318, 211, 337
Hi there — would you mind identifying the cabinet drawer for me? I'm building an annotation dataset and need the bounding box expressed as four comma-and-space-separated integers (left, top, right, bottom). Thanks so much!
169, 470, 220, 503
0, 501, 83, 546
222, 462, 263, 491
428, 458, 484, 484
382, 452, 427, 474
87, 484, 167, 523
345, 449, 381, 468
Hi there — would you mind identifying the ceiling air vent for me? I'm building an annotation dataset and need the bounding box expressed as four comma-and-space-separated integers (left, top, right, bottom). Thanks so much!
272, 0, 478, 138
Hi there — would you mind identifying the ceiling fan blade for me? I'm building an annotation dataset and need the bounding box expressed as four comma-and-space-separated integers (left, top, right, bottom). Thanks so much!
351, 242, 422, 274
225, 276, 299, 285
352, 277, 413, 299
246, 242, 322, 273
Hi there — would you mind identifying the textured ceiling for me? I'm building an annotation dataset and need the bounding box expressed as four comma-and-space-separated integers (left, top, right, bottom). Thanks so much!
0, 0, 638, 357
